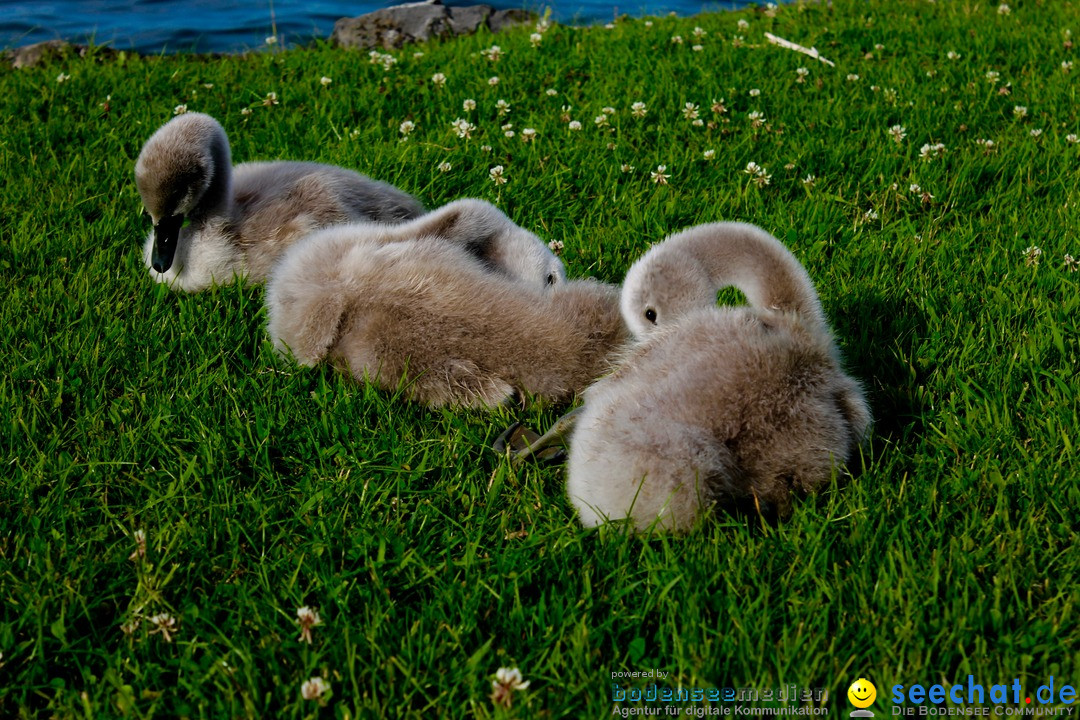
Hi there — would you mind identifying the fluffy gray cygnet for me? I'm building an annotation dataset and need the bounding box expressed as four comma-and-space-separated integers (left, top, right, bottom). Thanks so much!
561, 222, 872, 531
264, 224, 625, 408
134, 112, 424, 292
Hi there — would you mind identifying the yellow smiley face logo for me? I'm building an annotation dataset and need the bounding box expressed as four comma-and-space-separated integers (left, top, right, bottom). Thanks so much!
848, 678, 877, 708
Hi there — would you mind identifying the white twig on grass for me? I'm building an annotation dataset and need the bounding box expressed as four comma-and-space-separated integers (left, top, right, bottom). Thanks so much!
764, 32, 836, 67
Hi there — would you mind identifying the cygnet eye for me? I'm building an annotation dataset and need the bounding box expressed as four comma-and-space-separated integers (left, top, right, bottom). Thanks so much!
644, 308, 657, 324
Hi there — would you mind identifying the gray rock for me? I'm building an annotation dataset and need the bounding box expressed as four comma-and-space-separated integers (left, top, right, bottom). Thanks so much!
5, 39, 129, 68
331, 0, 535, 50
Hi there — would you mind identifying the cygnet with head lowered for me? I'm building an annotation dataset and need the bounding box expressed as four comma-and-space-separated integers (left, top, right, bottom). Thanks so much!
512, 222, 872, 531
134, 112, 425, 292
264, 226, 625, 409
337, 197, 567, 291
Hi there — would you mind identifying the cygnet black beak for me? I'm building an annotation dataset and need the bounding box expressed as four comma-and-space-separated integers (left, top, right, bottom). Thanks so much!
151, 214, 184, 273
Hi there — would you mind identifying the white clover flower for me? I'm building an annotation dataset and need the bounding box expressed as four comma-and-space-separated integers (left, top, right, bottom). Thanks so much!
496, 99, 511, 116
1023, 246, 1042, 266
536, 17, 551, 32
174, 104, 188, 115
693, 26, 707, 38
764, 2, 778, 17
711, 98, 727, 114
431, 73, 447, 87
148, 613, 177, 642
368, 51, 396, 70
620, 163, 635, 173
56, 72, 71, 83
671, 35, 684, 44
521, 127, 537, 142
692, 119, 704, 127
547, 239, 564, 254
265, 35, 278, 45
651, 165, 670, 184
438, 161, 452, 172
320, 76, 332, 86
744, 162, 770, 187
644, 20, 653, 27
120, 618, 140, 636
263, 91, 279, 106
504, 130, 515, 138
413, 51, 425, 58
489, 165, 507, 185
986, 70, 1001, 84
296, 606, 322, 643
490, 667, 530, 709
977, 138, 996, 149
1013, 105, 1028, 118
692, 44, 704, 52
796, 67, 809, 83
546, 88, 558, 96
889, 125, 907, 143
480, 144, 492, 153
481, 45, 504, 62
737, 19, 749, 31
947, 51, 960, 60
568, 120, 582, 131
1067, 134, 1079, 143
631, 101, 647, 118
749, 88, 760, 97
863, 208, 879, 221
594, 114, 609, 128
301, 677, 330, 700
129, 529, 147, 561
1064, 254, 1079, 272
846, 73, 860, 82
683, 102, 700, 120
909, 183, 922, 194
399, 120, 415, 138
919, 142, 946, 159
1030, 128, 1043, 137
1064, 60, 1075, 72
463, 99, 476, 112
240, 107, 252, 116
450, 118, 475, 138
703, 149, 715, 160
998, 3, 1011, 15
488, 76, 500, 86
802, 174, 816, 187
530, 32, 543, 47
601, 106, 616, 116
747, 110, 765, 128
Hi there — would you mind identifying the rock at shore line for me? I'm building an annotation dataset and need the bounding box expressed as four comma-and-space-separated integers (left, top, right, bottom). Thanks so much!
331, 0, 536, 50
4, 39, 131, 69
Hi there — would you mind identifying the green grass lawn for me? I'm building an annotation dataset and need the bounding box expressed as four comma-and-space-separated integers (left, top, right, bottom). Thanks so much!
1, 0, 1078, 717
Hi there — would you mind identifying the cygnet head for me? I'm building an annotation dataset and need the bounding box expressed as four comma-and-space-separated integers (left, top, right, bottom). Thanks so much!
134, 112, 232, 274
620, 239, 714, 337
620, 222, 826, 338
414, 198, 566, 290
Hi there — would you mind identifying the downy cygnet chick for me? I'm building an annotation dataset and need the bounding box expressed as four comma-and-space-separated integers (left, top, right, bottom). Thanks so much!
134, 112, 424, 292
264, 228, 626, 408
561, 222, 871, 531
328, 198, 567, 291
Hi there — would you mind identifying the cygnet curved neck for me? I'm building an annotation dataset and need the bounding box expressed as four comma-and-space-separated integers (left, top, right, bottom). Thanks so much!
664, 222, 826, 326
190, 126, 234, 222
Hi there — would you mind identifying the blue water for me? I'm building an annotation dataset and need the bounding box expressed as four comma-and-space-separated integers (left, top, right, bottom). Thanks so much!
1, 0, 749, 55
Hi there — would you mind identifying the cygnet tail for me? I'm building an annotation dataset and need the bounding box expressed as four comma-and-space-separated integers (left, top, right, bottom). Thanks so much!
663, 222, 827, 327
